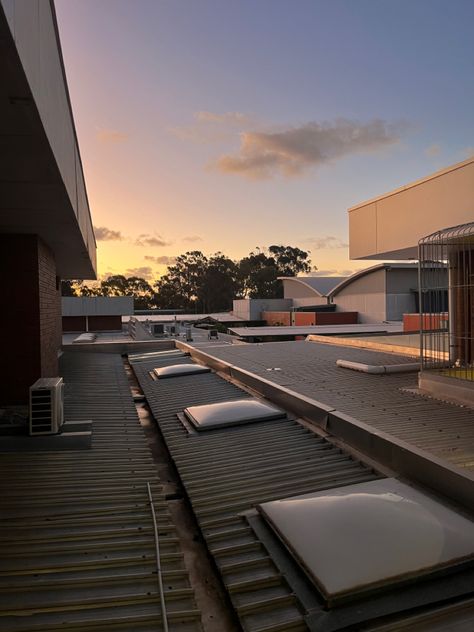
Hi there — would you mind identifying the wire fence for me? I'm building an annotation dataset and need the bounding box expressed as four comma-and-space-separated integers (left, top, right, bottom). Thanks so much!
419, 222, 474, 381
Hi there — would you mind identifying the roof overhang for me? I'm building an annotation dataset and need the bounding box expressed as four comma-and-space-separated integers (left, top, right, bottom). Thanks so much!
348, 158, 474, 260
0, 1, 96, 279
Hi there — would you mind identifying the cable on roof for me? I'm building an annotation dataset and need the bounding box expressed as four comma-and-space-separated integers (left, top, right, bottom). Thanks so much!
147, 482, 169, 632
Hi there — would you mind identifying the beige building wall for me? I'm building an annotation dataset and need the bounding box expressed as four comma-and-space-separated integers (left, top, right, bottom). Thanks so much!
349, 158, 474, 260
334, 269, 386, 323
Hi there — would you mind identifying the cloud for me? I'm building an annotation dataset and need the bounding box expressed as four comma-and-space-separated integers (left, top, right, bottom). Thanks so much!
94, 226, 124, 241
425, 143, 441, 157
144, 255, 177, 266
170, 111, 256, 143
124, 266, 154, 280
312, 268, 357, 277
134, 233, 173, 247
182, 235, 203, 243
304, 236, 349, 249
462, 146, 474, 159
96, 128, 128, 144
216, 118, 405, 179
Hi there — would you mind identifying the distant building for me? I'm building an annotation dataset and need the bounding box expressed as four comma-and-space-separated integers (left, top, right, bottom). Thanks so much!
62, 297, 133, 333
0, 2, 96, 402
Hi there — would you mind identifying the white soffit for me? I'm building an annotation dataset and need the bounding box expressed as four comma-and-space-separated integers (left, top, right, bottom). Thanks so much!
258, 478, 474, 605
154, 364, 210, 379
184, 398, 287, 431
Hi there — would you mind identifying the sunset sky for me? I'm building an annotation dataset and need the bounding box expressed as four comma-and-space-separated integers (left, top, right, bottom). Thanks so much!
55, 0, 474, 281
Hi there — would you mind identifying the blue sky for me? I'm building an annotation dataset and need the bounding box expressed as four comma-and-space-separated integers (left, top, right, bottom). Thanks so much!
55, 0, 474, 279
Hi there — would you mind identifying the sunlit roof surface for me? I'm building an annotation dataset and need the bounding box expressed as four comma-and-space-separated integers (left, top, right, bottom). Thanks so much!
154, 364, 210, 379
184, 398, 286, 431
258, 478, 474, 605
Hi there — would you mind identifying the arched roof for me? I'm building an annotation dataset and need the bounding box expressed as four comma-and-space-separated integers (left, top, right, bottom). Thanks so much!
329, 263, 418, 297
278, 276, 347, 297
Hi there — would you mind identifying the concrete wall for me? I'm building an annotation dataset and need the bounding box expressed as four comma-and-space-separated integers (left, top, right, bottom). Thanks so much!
232, 298, 292, 320
334, 268, 386, 323
62, 296, 134, 317
349, 158, 474, 259
0, 235, 59, 403
281, 279, 319, 299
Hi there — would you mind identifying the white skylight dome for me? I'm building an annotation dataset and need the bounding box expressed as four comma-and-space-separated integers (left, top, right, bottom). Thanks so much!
154, 364, 211, 379
184, 398, 287, 431
258, 478, 474, 606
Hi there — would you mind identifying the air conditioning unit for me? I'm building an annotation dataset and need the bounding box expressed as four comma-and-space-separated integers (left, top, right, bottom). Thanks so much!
29, 377, 64, 436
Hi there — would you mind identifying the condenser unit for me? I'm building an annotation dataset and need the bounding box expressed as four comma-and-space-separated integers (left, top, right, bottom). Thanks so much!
29, 377, 64, 436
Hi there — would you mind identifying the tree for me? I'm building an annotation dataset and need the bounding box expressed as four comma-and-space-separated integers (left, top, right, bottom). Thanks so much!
239, 251, 281, 298
198, 253, 242, 312
238, 245, 312, 298
61, 280, 78, 296
154, 251, 208, 311
268, 245, 312, 276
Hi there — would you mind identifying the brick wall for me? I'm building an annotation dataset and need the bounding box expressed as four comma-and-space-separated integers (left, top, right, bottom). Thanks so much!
38, 238, 60, 377
0, 235, 60, 403
262, 311, 291, 326
403, 313, 448, 332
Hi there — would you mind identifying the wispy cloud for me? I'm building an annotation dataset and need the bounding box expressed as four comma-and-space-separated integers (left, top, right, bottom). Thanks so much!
425, 143, 441, 157
124, 266, 154, 280
216, 118, 405, 179
145, 255, 177, 266
312, 268, 357, 277
170, 111, 257, 143
182, 235, 203, 243
303, 236, 349, 249
462, 146, 474, 159
94, 226, 124, 241
96, 128, 128, 144
134, 233, 173, 248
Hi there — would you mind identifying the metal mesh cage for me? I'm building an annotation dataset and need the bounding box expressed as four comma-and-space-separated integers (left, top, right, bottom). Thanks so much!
419, 221, 474, 381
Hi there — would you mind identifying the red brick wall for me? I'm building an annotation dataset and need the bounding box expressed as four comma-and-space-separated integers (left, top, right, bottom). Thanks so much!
403, 313, 448, 332
0, 235, 60, 403
293, 312, 316, 326
262, 311, 291, 326
314, 311, 358, 325
38, 238, 60, 378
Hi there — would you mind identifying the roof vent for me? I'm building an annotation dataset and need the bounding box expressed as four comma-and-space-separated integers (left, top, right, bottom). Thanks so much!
154, 364, 211, 379
184, 398, 286, 431
258, 478, 474, 606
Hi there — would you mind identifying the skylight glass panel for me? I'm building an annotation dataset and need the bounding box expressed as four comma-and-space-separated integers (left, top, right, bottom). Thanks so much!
184, 398, 286, 431
258, 478, 474, 606
154, 364, 210, 378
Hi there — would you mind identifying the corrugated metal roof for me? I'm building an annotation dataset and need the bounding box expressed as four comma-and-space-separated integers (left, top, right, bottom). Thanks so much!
0, 352, 202, 631
131, 356, 380, 631
189, 341, 474, 471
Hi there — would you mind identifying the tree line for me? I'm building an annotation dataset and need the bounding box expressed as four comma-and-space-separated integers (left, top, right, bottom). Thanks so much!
62, 245, 313, 312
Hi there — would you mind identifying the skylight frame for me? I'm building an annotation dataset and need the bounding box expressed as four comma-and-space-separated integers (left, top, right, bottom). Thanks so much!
257, 478, 474, 607
183, 398, 287, 431
153, 363, 211, 379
